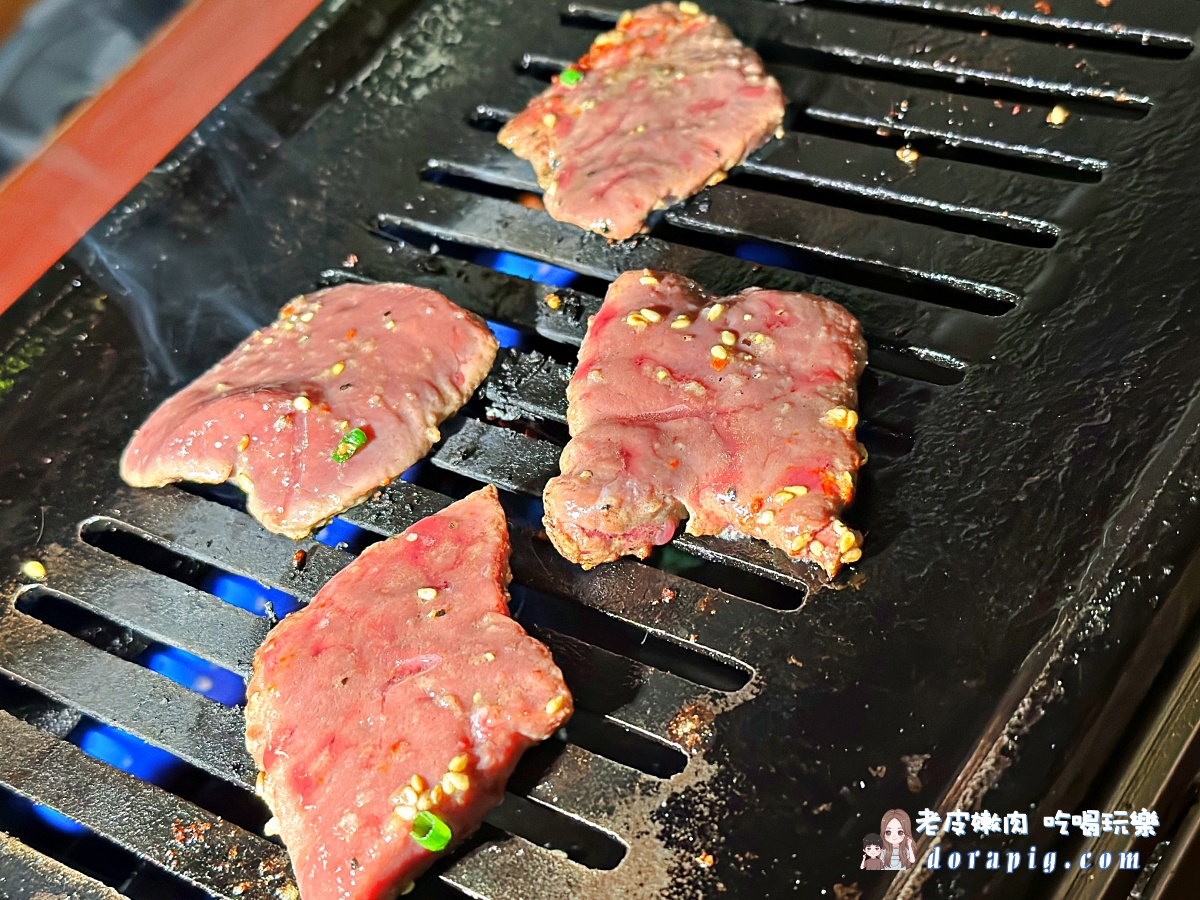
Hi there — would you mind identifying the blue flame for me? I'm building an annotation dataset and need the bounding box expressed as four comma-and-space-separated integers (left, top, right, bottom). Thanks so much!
29, 718, 183, 834
734, 242, 802, 269
200, 571, 300, 618
487, 319, 524, 350
474, 249, 579, 288
138, 645, 245, 707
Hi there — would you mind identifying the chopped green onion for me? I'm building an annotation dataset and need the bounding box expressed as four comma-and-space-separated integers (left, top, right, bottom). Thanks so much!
331, 427, 368, 463
411, 811, 452, 852
559, 67, 582, 87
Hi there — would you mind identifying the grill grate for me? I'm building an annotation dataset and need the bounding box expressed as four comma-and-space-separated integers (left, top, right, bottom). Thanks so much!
3, 0, 1200, 897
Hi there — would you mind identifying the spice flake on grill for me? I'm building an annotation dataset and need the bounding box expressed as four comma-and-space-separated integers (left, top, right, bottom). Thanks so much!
119, 283, 497, 539
245, 486, 573, 900
543, 270, 867, 577
498, 2, 785, 241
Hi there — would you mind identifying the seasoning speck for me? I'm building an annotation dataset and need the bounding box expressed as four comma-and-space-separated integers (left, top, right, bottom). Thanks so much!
20, 560, 45, 580
417, 587, 438, 602
292, 396, 311, 412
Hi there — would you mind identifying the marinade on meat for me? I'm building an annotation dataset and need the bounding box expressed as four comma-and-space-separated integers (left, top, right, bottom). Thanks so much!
120, 283, 498, 539
543, 270, 867, 577
499, 2, 785, 240
245, 486, 573, 900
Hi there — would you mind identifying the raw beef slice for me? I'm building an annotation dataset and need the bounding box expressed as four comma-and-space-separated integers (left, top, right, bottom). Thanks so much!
120, 283, 498, 538
245, 486, 573, 899
498, 2, 785, 240
543, 270, 867, 577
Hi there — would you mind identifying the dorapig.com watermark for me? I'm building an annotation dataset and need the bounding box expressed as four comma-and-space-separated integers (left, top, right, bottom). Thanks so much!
925, 845, 1142, 874
860, 808, 1158, 874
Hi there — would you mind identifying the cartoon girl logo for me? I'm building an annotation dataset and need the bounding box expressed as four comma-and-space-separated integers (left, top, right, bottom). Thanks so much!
880, 808, 917, 870
861, 834, 884, 870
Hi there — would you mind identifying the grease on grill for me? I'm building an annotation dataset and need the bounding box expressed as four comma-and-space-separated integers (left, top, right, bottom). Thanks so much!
669, 702, 716, 752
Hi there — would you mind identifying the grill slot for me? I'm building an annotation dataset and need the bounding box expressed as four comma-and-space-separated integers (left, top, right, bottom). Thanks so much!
440, 121, 1064, 245
799, 75, 1123, 172
0, 608, 255, 785
34, 544, 273, 672
377, 192, 1006, 343
0, 830, 126, 900
425, 151, 1042, 301
481, 792, 625, 869
559, 710, 687, 779
515, 587, 752, 692
13, 588, 244, 708
0, 711, 292, 900
809, 0, 1199, 55
565, 0, 1162, 109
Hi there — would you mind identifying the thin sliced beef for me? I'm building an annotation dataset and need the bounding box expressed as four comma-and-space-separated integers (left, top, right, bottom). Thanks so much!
120, 283, 498, 538
498, 2, 785, 240
245, 486, 573, 900
543, 270, 867, 577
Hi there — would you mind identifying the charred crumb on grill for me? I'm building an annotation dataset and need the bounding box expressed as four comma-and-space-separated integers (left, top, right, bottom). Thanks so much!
544, 292, 561, 310
668, 702, 716, 752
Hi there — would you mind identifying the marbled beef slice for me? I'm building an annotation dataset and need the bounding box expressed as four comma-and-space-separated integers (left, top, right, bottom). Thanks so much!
499, 2, 785, 240
120, 283, 498, 538
543, 270, 867, 577
245, 486, 573, 899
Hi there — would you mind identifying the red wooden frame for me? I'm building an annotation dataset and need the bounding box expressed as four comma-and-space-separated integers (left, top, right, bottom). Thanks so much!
0, 0, 325, 315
